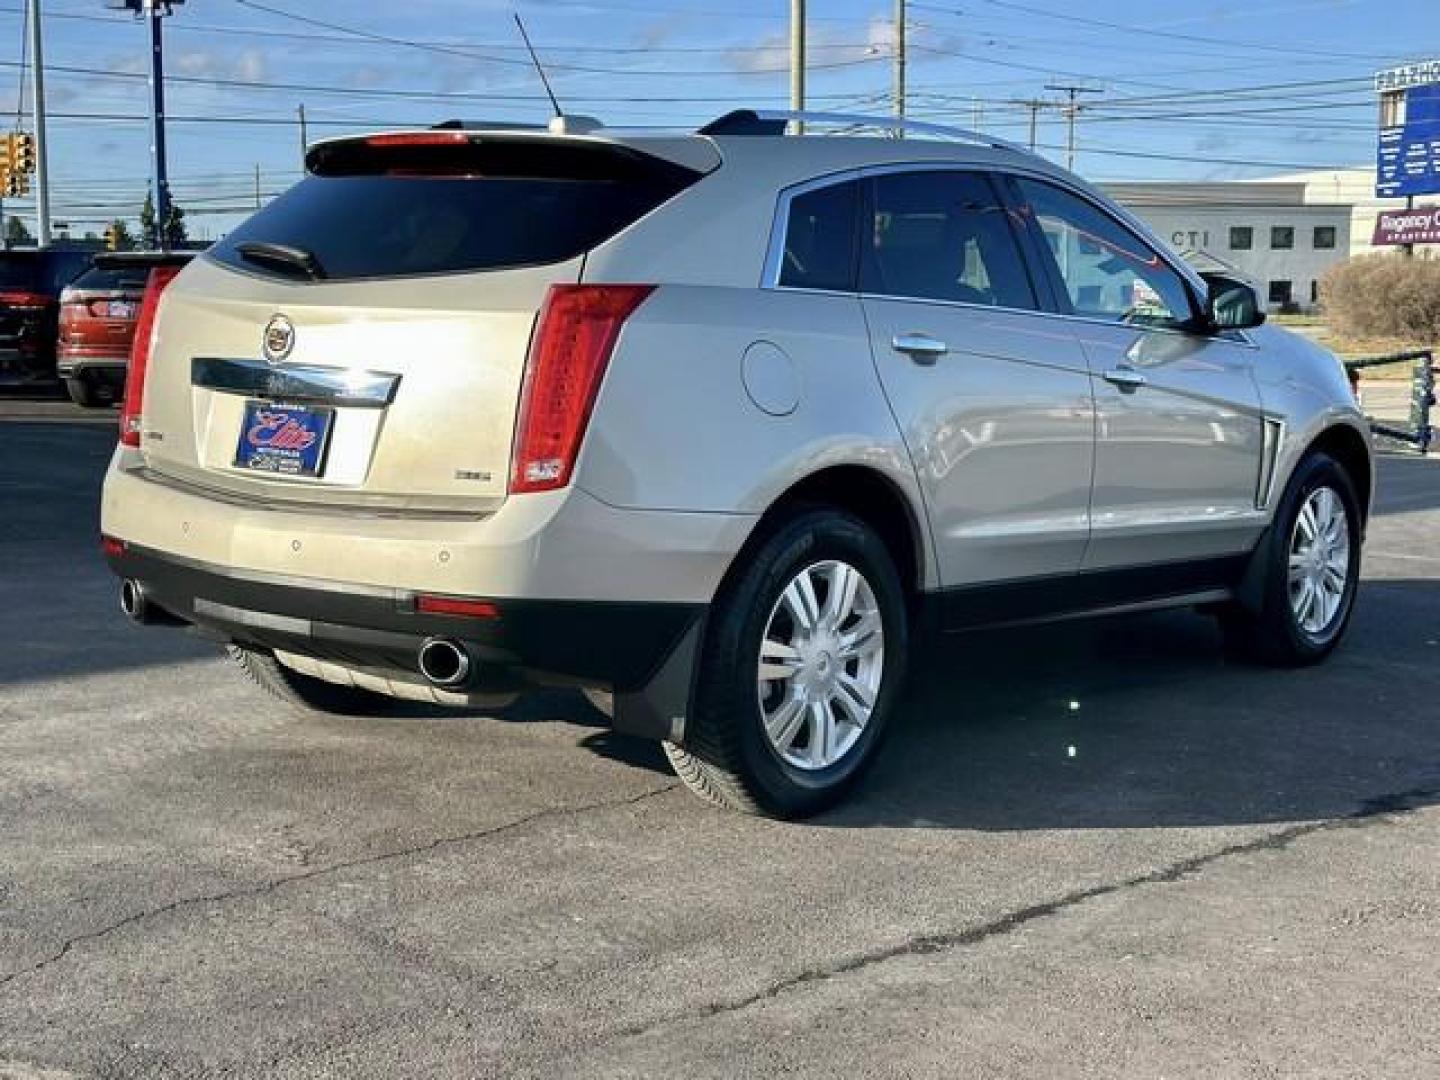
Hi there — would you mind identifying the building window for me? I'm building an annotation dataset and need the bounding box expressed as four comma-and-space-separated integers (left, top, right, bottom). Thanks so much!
1229, 226, 1253, 250
1268, 280, 1293, 306
1314, 225, 1337, 250
1271, 226, 1295, 250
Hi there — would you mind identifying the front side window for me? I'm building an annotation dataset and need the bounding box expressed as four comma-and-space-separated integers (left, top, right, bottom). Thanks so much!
1012, 178, 1195, 328
1271, 226, 1295, 250
1230, 226, 1253, 251
861, 170, 1037, 309
778, 180, 859, 292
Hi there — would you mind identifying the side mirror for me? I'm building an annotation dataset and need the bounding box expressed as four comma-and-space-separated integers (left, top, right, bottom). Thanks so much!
1200, 272, 1266, 331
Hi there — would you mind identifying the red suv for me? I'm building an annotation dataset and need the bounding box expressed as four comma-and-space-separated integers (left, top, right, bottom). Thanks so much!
58, 252, 193, 407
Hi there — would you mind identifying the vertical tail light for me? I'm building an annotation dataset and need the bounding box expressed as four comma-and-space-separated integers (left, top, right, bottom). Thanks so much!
510, 284, 654, 494
119, 265, 183, 448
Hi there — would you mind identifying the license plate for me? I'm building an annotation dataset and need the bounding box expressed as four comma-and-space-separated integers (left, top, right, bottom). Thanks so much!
234, 401, 333, 477
107, 300, 137, 319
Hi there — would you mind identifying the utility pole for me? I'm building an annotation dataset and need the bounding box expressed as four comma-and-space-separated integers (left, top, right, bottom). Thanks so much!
1045, 83, 1102, 170
254, 164, 261, 209
297, 103, 308, 167
1016, 98, 1047, 151
790, 0, 805, 132
894, 0, 906, 129
27, 0, 49, 247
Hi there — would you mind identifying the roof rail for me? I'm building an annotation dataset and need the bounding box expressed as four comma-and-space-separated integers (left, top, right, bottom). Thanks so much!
699, 109, 1032, 156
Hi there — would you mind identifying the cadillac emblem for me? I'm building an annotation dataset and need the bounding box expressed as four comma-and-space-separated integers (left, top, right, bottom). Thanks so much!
262, 314, 296, 365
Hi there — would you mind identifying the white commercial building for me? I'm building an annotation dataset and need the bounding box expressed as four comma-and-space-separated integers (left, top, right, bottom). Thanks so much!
1106, 168, 1413, 312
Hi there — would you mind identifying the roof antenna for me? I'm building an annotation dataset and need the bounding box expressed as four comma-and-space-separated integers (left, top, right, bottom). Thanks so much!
514, 14, 562, 120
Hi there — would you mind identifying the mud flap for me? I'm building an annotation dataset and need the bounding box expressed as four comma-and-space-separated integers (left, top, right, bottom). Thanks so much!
612, 615, 705, 744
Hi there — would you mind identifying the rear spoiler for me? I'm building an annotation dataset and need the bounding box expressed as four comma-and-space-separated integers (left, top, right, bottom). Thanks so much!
93, 251, 196, 270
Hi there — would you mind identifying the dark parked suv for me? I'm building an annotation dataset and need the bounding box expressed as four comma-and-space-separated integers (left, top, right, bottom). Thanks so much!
0, 248, 92, 384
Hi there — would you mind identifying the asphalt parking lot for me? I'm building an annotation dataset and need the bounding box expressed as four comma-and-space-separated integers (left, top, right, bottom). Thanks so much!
2, 400, 1438, 1078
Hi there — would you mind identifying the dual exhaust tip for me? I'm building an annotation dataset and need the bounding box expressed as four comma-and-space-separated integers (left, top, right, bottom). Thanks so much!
121, 579, 476, 691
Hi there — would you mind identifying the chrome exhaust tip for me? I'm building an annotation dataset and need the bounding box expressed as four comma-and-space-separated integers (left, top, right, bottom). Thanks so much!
120, 578, 146, 622
417, 637, 473, 689
120, 578, 186, 626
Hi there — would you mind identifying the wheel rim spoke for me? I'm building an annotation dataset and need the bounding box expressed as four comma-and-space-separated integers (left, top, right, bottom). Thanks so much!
765, 696, 807, 751
758, 639, 802, 684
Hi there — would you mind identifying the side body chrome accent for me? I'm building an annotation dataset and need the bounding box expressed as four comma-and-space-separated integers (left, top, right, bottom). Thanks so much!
191, 357, 401, 408
1257, 417, 1288, 510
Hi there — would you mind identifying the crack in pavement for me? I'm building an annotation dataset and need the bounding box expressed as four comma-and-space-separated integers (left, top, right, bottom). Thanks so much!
600, 781, 1440, 1047
0, 781, 680, 993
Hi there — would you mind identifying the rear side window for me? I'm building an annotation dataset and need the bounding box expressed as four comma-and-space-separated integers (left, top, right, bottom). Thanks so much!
778, 180, 859, 292
210, 138, 701, 282
861, 171, 1038, 310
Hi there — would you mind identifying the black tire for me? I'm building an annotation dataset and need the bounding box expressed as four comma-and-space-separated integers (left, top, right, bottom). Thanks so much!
665, 509, 909, 818
228, 644, 396, 715
1220, 451, 1362, 666
65, 376, 104, 408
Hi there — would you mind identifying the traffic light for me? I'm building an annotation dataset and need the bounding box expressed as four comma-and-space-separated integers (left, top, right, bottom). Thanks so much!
12, 133, 34, 176
0, 134, 10, 175
2, 170, 23, 198
105, 224, 119, 251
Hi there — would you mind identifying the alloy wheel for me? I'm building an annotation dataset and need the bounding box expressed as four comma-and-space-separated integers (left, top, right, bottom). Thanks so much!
757, 559, 885, 770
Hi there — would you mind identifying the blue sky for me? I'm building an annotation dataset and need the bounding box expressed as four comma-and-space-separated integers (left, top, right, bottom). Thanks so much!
0, 0, 1435, 238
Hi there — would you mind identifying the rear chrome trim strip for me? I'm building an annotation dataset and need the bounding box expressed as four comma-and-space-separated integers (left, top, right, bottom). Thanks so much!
191, 357, 401, 408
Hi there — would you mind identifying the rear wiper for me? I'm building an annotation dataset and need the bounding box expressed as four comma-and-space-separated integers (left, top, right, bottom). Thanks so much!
235, 241, 327, 281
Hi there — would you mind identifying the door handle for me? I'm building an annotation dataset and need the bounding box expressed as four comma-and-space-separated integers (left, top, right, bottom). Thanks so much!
892, 333, 949, 364
1102, 366, 1147, 391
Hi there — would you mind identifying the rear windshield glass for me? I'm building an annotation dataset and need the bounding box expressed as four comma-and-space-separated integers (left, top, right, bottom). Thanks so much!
69, 265, 153, 293
209, 139, 701, 282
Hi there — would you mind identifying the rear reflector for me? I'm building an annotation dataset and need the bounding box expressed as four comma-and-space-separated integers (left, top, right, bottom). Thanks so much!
101, 535, 126, 558
511, 284, 654, 494
416, 595, 502, 619
119, 265, 183, 448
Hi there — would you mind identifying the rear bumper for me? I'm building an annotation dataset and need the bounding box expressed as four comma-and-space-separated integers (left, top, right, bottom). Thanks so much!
105, 540, 703, 697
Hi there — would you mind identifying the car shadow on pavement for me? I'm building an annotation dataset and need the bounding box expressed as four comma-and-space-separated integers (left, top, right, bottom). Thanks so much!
813, 580, 1440, 831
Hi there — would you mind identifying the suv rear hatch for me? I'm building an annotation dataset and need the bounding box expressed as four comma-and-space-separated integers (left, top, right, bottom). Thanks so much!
137, 130, 711, 513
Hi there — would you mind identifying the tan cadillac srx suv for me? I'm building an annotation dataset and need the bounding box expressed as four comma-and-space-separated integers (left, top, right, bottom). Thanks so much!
102, 111, 1372, 817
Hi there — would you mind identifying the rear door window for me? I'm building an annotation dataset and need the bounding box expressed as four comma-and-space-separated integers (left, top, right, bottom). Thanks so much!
210, 137, 702, 282
70, 265, 152, 293
861, 170, 1038, 310
778, 179, 860, 292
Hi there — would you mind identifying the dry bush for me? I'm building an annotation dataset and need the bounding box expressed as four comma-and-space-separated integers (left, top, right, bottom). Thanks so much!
1319, 254, 1440, 344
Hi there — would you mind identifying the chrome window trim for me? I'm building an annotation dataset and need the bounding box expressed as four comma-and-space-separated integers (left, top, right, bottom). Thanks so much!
191, 357, 402, 408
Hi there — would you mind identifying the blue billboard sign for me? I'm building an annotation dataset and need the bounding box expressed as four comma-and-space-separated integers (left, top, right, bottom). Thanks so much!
1377, 76, 1440, 198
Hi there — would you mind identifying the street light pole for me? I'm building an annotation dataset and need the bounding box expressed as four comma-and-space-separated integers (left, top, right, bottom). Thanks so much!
27, 0, 50, 248
790, 0, 805, 132
145, 0, 172, 250
894, 0, 906, 128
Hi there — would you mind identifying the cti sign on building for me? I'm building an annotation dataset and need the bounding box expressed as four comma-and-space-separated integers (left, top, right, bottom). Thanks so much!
1376, 61, 1440, 198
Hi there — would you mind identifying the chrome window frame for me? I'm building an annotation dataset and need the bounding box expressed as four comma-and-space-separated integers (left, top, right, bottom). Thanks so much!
760, 160, 1258, 348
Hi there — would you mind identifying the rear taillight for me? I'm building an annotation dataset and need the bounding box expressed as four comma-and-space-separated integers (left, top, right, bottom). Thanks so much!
510, 284, 654, 494
119, 266, 182, 448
